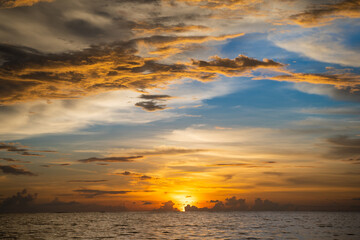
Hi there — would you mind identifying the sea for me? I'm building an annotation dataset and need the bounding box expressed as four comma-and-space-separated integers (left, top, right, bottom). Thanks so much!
1, 211, 359, 239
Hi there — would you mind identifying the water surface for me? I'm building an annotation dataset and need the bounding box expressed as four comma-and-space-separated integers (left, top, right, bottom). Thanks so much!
1, 211, 359, 239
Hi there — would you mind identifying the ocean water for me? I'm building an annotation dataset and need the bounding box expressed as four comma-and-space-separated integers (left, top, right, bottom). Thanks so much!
1, 211, 359, 240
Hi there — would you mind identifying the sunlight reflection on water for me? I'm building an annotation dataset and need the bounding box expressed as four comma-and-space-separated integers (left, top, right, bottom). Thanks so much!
1, 211, 360, 239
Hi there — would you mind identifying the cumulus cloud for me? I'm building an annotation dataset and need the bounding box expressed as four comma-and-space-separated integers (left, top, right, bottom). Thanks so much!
0, 189, 37, 213
155, 200, 179, 211
78, 156, 143, 163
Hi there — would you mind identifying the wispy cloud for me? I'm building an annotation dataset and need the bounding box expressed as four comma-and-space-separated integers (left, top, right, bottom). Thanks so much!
78, 156, 143, 163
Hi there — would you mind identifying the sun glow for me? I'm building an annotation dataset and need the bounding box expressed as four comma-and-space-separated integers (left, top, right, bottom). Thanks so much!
171, 194, 197, 211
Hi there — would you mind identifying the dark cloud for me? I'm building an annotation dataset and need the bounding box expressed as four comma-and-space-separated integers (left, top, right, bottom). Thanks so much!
78, 155, 143, 163
155, 200, 179, 212
290, 0, 360, 27
0, 189, 37, 213
326, 135, 360, 159
224, 196, 247, 210
0, 165, 37, 176
0, 157, 31, 163
0, 190, 127, 213
140, 175, 152, 180
191, 54, 283, 77
68, 180, 108, 183
73, 189, 132, 198
142, 201, 153, 205
139, 94, 172, 100
0, 142, 54, 156
252, 198, 282, 211
135, 100, 167, 111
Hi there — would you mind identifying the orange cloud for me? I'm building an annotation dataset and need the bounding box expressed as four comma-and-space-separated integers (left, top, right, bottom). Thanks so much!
0, 0, 52, 8
266, 72, 360, 90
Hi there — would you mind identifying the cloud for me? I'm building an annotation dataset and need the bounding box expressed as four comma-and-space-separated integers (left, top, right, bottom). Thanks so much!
0, 142, 56, 156
78, 155, 143, 163
67, 180, 108, 183
176, 0, 261, 9
135, 100, 167, 112
0, 37, 263, 105
267, 72, 360, 90
224, 196, 247, 210
140, 175, 152, 180
0, 157, 30, 163
191, 54, 283, 77
155, 200, 179, 212
0, 0, 52, 9
0, 189, 37, 213
326, 135, 360, 159
73, 189, 131, 198
126, 146, 208, 156
289, 0, 360, 27
271, 32, 360, 67
0, 165, 37, 176
139, 94, 173, 100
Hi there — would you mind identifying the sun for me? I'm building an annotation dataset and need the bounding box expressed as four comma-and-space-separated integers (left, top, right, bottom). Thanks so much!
171, 194, 197, 211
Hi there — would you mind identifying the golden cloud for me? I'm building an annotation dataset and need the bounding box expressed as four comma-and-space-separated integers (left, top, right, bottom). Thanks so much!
267, 72, 360, 90
0, 0, 52, 8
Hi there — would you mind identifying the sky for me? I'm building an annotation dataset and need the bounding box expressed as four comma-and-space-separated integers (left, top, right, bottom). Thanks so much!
0, 0, 360, 212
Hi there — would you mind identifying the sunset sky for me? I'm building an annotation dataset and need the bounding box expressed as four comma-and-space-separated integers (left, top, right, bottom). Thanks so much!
0, 0, 360, 212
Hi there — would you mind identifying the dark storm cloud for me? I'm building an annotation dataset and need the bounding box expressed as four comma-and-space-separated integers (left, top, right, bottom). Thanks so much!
73, 189, 132, 198
0, 165, 37, 176
289, 0, 360, 26
78, 155, 143, 163
326, 135, 360, 159
135, 100, 167, 111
